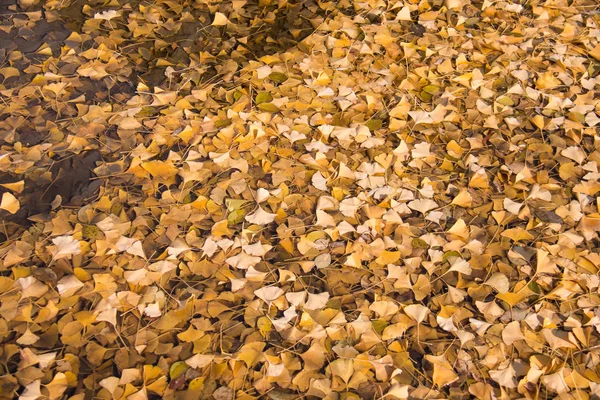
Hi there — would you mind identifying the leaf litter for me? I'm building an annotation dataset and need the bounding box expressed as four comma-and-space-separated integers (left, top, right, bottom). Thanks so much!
1, 0, 600, 399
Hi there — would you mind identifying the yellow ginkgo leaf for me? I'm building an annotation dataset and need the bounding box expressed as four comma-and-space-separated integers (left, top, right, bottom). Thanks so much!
489, 364, 517, 388
141, 160, 179, 179
370, 300, 399, 319
0, 192, 19, 214
502, 321, 525, 345
245, 207, 277, 225
536, 72, 561, 89
501, 228, 535, 242
329, 359, 354, 384
212, 12, 229, 26
451, 190, 472, 207
0, 180, 24, 193
424, 355, 458, 387
404, 304, 430, 323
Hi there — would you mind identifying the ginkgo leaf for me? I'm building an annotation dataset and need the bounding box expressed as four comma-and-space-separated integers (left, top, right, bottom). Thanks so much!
445, 0, 463, 10
245, 207, 276, 225
536, 72, 561, 89
561, 146, 586, 164
0, 192, 19, 214
0, 67, 19, 80
255, 188, 270, 203
536, 249, 559, 275
255, 92, 273, 104
407, 199, 438, 214
528, 184, 552, 201
411, 142, 432, 158
409, 111, 433, 125
301, 342, 326, 371
45, 373, 68, 400
501, 228, 535, 242
141, 160, 179, 179
284, 130, 306, 143
246, 265, 267, 282
94, 10, 120, 20
244, 242, 272, 256
99, 377, 120, 395
541, 369, 570, 393
126, 241, 146, 259
226, 251, 261, 270
57, 275, 84, 297
370, 301, 400, 318
502, 321, 525, 345
0, 180, 24, 193
448, 258, 472, 275
148, 260, 177, 274
503, 198, 523, 215
17, 328, 40, 345
52, 236, 81, 259
16, 276, 48, 298
404, 304, 430, 323
202, 237, 218, 257
339, 197, 363, 217
186, 354, 214, 369
451, 190, 472, 207
167, 240, 190, 258
315, 253, 331, 269
254, 286, 284, 303
272, 306, 297, 331
489, 364, 518, 388
115, 236, 135, 252
212, 12, 230, 26
316, 210, 336, 227
286, 291, 306, 307
304, 292, 329, 310
19, 380, 42, 400
329, 359, 354, 383
387, 384, 409, 399
266, 361, 285, 377
425, 355, 459, 387
447, 219, 469, 241
144, 302, 162, 318
485, 273, 510, 293
396, 6, 412, 20
542, 329, 577, 350
369, 355, 394, 381
312, 172, 328, 191
436, 315, 457, 332
124, 268, 152, 285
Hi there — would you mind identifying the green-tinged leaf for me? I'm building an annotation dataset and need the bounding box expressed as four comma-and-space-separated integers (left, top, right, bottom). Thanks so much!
255, 92, 273, 104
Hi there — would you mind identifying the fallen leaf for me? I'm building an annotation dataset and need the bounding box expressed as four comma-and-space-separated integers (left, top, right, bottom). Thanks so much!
0, 192, 20, 214
245, 207, 277, 225
52, 236, 81, 259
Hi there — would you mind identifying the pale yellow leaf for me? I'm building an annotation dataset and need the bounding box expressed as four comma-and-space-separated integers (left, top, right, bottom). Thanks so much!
0, 192, 19, 214
212, 12, 229, 26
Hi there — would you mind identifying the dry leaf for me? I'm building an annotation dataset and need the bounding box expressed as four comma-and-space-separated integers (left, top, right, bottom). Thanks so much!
245, 207, 277, 225
404, 304, 430, 323
0, 192, 20, 214
254, 286, 284, 303
212, 12, 230, 26
2, 1, 599, 397
52, 236, 81, 259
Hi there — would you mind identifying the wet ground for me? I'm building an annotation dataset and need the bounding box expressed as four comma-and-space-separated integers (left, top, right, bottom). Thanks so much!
0, 0, 330, 240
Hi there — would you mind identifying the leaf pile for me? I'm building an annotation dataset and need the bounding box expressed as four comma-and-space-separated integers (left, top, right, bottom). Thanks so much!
2, 0, 600, 399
